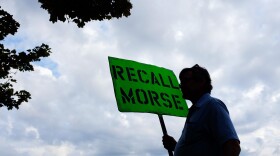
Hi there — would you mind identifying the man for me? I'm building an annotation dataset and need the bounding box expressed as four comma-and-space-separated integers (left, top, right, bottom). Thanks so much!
162, 64, 240, 156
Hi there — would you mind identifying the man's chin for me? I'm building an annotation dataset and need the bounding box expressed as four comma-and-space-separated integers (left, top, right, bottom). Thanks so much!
182, 94, 188, 99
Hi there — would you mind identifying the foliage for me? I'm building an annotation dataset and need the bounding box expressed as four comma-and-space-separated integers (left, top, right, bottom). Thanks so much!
0, 7, 51, 110
1, 0, 132, 109
38, 0, 133, 27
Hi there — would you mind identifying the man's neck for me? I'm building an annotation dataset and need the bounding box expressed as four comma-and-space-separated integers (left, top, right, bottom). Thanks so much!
190, 92, 207, 106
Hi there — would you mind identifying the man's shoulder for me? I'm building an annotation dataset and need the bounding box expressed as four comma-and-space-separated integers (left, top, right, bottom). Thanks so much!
206, 95, 229, 114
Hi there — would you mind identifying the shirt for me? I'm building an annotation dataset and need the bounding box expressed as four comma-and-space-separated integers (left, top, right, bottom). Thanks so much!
174, 93, 240, 156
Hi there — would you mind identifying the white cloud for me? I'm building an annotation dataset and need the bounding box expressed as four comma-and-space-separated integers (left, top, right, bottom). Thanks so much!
25, 126, 40, 139
15, 141, 81, 156
1, 0, 280, 155
34, 66, 56, 80
243, 83, 265, 100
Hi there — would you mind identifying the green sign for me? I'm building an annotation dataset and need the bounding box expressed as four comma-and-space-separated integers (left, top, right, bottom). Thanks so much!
108, 56, 188, 117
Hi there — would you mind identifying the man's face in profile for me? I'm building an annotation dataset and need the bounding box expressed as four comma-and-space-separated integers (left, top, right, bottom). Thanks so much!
180, 71, 204, 100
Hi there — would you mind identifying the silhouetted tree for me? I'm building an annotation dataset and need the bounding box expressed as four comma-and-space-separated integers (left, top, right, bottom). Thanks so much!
39, 0, 133, 28
0, 7, 51, 110
1, 0, 132, 110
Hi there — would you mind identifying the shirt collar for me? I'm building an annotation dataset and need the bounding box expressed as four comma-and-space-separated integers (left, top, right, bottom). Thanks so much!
195, 93, 211, 108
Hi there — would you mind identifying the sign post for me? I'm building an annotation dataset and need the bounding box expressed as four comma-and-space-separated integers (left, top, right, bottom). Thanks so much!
108, 56, 188, 155
158, 114, 173, 156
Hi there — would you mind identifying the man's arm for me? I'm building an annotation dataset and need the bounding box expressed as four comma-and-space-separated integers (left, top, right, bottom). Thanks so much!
162, 135, 177, 151
221, 139, 241, 156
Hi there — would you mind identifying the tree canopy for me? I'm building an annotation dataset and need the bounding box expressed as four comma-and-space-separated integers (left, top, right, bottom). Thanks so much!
0, 7, 51, 110
1, 0, 133, 110
39, 0, 133, 27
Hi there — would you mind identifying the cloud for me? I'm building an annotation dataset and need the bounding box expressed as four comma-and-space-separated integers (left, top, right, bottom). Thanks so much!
1, 0, 280, 155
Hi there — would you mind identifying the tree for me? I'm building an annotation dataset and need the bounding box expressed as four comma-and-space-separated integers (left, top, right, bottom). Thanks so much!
1, 0, 132, 110
0, 7, 51, 110
38, 0, 133, 28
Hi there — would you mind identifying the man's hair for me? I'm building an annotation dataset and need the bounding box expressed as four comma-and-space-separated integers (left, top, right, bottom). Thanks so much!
179, 64, 213, 94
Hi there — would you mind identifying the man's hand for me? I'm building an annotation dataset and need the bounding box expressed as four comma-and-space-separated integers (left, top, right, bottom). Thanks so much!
162, 135, 177, 151
222, 139, 241, 156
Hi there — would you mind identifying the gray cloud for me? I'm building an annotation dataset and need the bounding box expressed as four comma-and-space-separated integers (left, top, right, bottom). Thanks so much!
1, 0, 280, 155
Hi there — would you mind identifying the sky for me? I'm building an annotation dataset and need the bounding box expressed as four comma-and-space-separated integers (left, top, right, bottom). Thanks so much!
1, 0, 280, 155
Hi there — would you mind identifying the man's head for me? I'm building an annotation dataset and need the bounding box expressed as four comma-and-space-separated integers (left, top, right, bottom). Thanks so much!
179, 64, 213, 101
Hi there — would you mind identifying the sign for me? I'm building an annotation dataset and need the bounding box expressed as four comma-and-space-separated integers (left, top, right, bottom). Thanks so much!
108, 56, 188, 117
